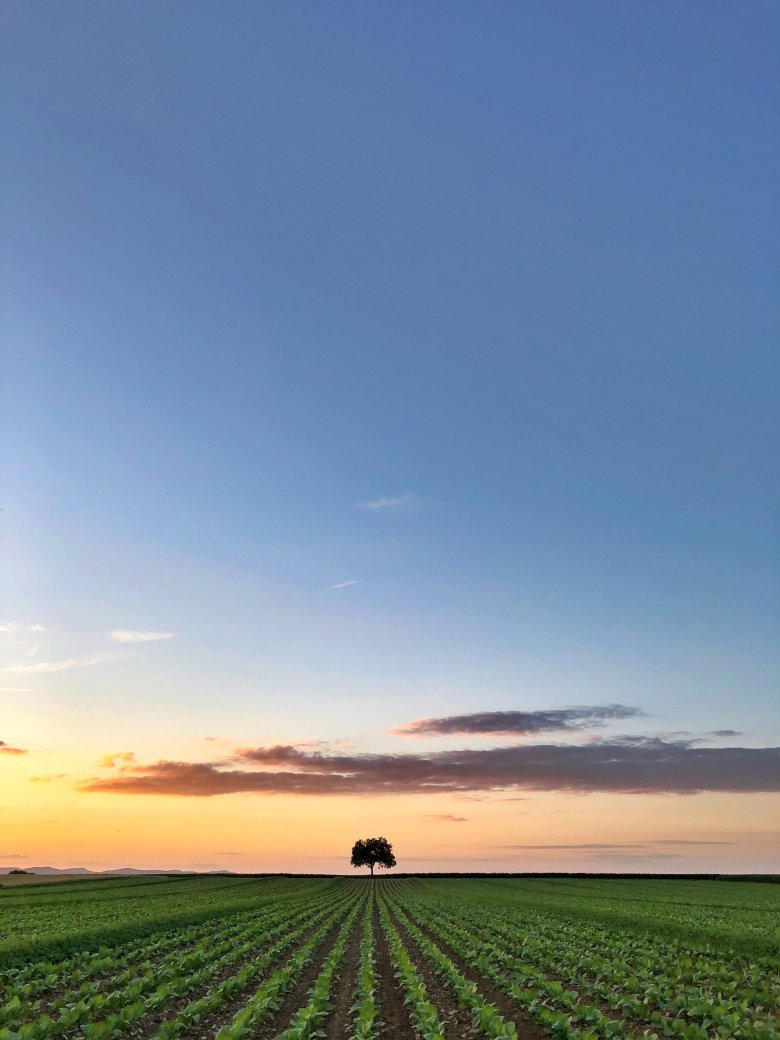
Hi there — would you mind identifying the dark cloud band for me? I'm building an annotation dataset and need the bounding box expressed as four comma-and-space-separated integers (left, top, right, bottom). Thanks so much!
79, 739, 780, 797
395, 705, 644, 737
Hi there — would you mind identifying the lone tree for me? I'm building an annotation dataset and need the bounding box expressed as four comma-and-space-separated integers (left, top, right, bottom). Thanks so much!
350, 836, 396, 877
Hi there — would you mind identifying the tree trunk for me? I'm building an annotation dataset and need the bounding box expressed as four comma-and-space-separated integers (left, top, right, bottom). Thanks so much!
369, 863, 374, 877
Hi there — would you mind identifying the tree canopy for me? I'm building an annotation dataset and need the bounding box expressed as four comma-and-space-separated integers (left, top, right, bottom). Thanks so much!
350, 836, 396, 876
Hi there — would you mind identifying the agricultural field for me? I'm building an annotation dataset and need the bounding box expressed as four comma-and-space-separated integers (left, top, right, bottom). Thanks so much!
0, 875, 777, 1040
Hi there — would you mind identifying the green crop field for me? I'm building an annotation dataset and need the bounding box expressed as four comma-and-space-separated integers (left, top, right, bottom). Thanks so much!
1, 875, 777, 1039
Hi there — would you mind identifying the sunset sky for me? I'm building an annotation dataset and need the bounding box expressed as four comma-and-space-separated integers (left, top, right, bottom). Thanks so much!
2, 2, 779, 874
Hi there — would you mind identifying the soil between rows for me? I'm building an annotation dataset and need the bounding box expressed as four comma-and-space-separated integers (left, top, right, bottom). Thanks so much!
371, 898, 416, 1040
450, 916, 694, 1037
247, 917, 347, 1040
37, 911, 278, 1018
411, 908, 661, 1039
322, 904, 363, 1039
118, 905, 342, 1040
387, 901, 554, 1040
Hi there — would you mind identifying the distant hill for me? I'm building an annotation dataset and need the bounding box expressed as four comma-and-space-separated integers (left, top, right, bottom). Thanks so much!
0, 866, 195, 876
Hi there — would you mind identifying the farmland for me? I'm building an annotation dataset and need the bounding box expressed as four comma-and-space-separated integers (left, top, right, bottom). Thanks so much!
1, 876, 777, 1039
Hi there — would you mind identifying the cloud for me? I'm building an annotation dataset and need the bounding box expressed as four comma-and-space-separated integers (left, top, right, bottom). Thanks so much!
0, 688, 35, 693
590, 734, 699, 749
98, 752, 136, 768
0, 622, 45, 633
0, 740, 28, 755
396, 705, 644, 738
496, 840, 734, 850
109, 630, 175, 643
498, 843, 648, 850
328, 580, 360, 590
217, 851, 245, 855
78, 738, 780, 797
425, 814, 468, 822
709, 729, 742, 738
29, 624, 46, 632
0, 854, 26, 858
649, 839, 735, 845
3, 653, 112, 674
31, 774, 68, 783
589, 851, 686, 861
354, 493, 420, 511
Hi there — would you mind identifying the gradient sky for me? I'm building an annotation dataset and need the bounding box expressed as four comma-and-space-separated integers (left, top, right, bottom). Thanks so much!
2, 2, 779, 874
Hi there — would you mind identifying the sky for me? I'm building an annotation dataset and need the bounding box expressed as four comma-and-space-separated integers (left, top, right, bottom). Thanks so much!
1, 1, 779, 874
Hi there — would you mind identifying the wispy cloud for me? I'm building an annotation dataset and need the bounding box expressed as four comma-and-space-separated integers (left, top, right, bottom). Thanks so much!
354, 493, 421, 511
496, 840, 734, 850
98, 752, 136, 768
0, 688, 36, 693
31, 774, 68, 783
425, 814, 468, 822
328, 580, 360, 590
396, 705, 644, 738
0, 853, 26, 859
109, 630, 175, 643
78, 737, 779, 797
0, 622, 45, 633
0, 740, 28, 755
590, 851, 686, 861
3, 653, 112, 674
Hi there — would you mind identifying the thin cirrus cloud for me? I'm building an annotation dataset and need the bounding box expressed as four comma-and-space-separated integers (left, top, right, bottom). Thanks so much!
328, 580, 360, 590
495, 841, 735, 850
109, 630, 175, 643
354, 493, 420, 511
0, 622, 45, 633
77, 735, 780, 797
0, 740, 28, 755
395, 705, 644, 738
2, 653, 113, 675
425, 814, 468, 822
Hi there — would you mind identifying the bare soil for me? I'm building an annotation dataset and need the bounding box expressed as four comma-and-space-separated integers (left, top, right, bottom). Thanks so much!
121, 912, 336, 1040
416, 910, 655, 1039
390, 903, 553, 1040
38, 918, 256, 1018
371, 900, 416, 1039
250, 917, 345, 1040
322, 908, 363, 1039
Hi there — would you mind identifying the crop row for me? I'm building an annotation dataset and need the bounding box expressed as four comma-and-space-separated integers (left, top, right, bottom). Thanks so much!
0, 878, 337, 972
392, 887, 779, 1040
3, 878, 776, 1040
382, 893, 517, 1039
377, 894, 445, 1040
0, 879, 331, 992
0, 888, 356, 1040
348, 892, 380, 1040
212, 891, 363, 1040
0, 886, 326, 1015
431, 884, 777, 998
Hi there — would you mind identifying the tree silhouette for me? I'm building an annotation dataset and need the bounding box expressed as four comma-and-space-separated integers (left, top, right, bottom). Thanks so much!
350, 836, 396, 877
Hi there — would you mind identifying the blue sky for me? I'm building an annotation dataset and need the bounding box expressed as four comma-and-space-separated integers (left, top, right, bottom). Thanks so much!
2, 3, 779, 870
